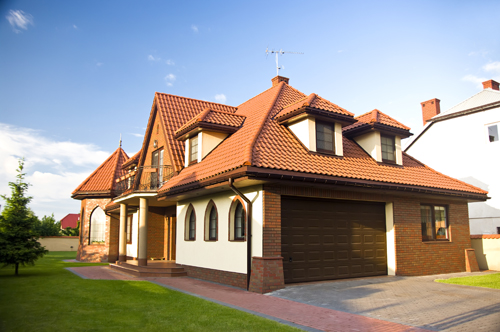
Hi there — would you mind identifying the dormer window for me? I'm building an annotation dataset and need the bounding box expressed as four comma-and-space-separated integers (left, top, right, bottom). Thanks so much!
381, 135, 395, 162
189, 136, 198, 164
316, 121, 335, 154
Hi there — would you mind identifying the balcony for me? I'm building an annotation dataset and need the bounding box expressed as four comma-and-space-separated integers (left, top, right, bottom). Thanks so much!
115, 165, 174, 196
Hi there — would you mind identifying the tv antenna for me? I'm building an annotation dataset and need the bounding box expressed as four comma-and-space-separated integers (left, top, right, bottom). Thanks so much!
266, 47, 303, 76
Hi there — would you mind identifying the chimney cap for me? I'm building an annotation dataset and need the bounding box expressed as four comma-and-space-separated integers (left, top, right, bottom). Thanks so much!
482, 79, 500, 91
272, 76, 289, 87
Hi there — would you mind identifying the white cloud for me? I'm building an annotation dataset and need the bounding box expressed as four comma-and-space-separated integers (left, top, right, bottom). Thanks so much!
96, 62, 103, 67
0, 123, 110, 220
73, 24, 78, 30
191, 25, 198, 33
483, 62, 500, 74
131, 133, 143, 138
6, 9, 34, 33
166, 59, 175, 66
215, 94, 227, 104
462, 74, 486, 89
148, 54, 161, 61
165, 73, 176, 87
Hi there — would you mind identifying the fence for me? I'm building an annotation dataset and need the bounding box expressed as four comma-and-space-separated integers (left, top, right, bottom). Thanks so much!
471, 235, 500, 271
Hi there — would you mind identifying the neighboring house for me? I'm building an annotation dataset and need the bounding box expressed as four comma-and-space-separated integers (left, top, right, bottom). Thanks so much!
405, 79, 500, 235
60, 213, 79, 229
72, 76, 487, 293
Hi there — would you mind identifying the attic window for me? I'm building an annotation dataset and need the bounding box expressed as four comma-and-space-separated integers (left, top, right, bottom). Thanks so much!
316, 121, 335, 153
189, 136, 198, 164
488, 124, 499, 142
381, 135, 396, 162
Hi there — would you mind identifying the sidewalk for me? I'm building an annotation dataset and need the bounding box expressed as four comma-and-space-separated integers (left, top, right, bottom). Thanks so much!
67, 265, 428, 332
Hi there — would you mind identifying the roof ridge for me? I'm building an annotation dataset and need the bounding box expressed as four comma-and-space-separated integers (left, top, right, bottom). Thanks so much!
236, 82, 284, 110
245, 81, 286, 165
155, 92, 238, 112
435, 89, 500, 119
208, 109, 246, 117
109, 147, 128, 191
72, 148, 121, 194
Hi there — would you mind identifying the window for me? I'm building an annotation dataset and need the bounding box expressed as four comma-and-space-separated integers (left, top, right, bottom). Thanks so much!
204, 201, 218, 241
488, 124, 499, 142
126, 215, 133, 244
234, 201, 245, 240
185, 204, 196, 241
421, 205, 449, 241
151, 149, 164, 189
189, 136, 198, 164
316, 121, 335, 153
381, 135, 396, 162
89, 206, 106, 244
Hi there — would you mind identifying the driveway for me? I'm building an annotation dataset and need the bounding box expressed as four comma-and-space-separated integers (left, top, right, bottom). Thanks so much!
269, 271, 500, 332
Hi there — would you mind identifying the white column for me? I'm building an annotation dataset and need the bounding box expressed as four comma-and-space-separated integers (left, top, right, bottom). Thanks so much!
119, 203, 127, 262
138, 198, 149, 266
385, 202, 396, 276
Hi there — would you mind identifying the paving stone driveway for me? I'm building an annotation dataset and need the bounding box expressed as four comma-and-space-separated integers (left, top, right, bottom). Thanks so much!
269, 272, 500, 332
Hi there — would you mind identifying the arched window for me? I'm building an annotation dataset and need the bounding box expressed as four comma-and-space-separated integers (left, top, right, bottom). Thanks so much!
234, 201, 245, 240
229, 198, 246, 241
204, 201, 218, 241
89, 206, 106, 244
185, 204, 196, 241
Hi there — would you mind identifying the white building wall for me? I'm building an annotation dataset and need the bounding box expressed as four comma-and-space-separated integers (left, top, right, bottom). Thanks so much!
406, 107, 500, 234
176, 185, 263, 274
126, 212, 139, 258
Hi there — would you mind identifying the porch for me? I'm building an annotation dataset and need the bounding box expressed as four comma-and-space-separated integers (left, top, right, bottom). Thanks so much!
110, 260, 186, 278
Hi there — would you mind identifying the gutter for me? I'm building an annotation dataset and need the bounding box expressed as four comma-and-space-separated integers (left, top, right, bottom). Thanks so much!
228, 178, 252, 291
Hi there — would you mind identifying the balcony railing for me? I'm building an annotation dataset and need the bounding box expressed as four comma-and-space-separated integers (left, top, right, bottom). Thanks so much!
115, 165, 174, 196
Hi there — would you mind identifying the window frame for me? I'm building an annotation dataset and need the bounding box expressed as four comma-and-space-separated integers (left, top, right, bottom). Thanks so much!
421, 204, 449, 242
228, 197, 246, 242
487, 124, 499, 143
189, 135, 198, 164
185, 204, 196, 241
204, 200, 218, 241
381, 134, 396, 163
234, 201, 245, 240
89, 206, 106, 245
315, 121, 335, 154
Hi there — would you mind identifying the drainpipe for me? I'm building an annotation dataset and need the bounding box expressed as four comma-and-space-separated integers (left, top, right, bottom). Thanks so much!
228, 178, 252, 291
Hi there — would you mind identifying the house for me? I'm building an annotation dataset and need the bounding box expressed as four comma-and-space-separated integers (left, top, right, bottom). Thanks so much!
405, 79, 499, 235
72, 76, 487, 293
60, 213, 79, 230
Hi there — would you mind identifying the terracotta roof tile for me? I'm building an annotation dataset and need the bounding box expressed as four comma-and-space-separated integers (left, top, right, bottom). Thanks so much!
174, 108, 246, 138
154, 93, 237, 171
275, 93, 354, 121
344, 109, 411, 132
157, 81, 486, 197
122, 150, 141, 169
72, 147, 129, 195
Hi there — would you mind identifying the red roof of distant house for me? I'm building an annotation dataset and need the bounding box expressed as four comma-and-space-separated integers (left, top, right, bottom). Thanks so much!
157, 79, 487, 198
60, 213, 79, 229
72, 147, 129, 197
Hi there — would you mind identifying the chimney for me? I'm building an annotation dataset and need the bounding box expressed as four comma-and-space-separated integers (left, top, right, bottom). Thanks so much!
421, 98, 441, 125
272, 76, 289, 87
482, 79, 500, 91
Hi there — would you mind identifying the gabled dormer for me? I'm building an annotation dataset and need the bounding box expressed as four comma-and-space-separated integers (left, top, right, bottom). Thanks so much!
275, 93, 356, 156
175, 108, 246, 167
343, 109, 412, 165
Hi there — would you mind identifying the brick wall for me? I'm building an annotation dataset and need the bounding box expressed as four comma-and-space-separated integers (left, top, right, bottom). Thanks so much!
181, 264, 247, 289
76, 198, 113, 262
249, 256, 284, 293
262, 184, 281, 257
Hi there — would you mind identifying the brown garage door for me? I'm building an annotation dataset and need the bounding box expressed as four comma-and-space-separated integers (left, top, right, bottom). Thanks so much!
282, 196, 387, 283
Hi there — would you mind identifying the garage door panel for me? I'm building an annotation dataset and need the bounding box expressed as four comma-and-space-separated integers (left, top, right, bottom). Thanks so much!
282, 196, 387, 283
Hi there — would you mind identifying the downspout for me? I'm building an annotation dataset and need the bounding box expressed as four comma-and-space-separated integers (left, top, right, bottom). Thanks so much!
228, 178, 252, 291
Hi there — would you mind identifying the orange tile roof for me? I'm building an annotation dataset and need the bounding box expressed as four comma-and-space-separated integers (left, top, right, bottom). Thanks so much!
157, 79, 486, 197
153, 93, 237, 171
174, 108, 246, 139
275, 93, 354, 122
72, 147, 129, 196
344, 109, 411, 132
122, 150, 141, 169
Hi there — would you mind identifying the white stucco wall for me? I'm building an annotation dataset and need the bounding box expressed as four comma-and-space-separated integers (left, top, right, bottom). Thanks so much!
288, 117, 342, 155
176, 185, 263, 274
406, 107, 500, 234
355, 131, 381, 161
201, 131, 227, 159
126, 212, 139, 257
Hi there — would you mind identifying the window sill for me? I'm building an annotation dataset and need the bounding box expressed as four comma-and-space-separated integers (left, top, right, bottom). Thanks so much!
229, 239, 246, 242
378, 161, 403, 168
204, 239, 218, 242
309, 151, 343, 159
422, 240, 451, 244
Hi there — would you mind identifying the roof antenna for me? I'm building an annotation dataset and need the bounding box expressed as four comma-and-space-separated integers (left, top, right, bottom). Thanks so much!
119, 133, 122, 148
265, 47, 303, 76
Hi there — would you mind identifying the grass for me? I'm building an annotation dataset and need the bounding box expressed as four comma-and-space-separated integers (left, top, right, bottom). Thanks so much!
0, 252, 299, 332
436, 273, 500, 289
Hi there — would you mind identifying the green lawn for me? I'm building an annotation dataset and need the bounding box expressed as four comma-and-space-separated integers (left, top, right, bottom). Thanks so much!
436, 273, 500, 289
0, 252, 299, 331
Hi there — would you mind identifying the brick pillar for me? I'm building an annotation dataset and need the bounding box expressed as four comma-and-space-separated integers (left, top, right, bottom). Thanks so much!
249, 185, 284, 294
138, 198, 148, 266
465, 249, 480, 272
118, 203, 127, 262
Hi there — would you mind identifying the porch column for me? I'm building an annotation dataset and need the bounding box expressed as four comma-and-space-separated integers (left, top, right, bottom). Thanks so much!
138, 198, 149, 266
118, 203, 127, 262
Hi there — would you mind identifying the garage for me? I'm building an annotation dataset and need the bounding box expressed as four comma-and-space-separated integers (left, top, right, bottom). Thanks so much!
281, 196, 387, 283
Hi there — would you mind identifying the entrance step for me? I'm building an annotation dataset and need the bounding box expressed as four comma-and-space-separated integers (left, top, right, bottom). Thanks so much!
109, 261, 187, 278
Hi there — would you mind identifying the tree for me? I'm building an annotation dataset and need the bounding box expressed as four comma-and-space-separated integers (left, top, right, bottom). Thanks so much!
0, 160, 48, 275
33, 214, 61, 236
61, 221, 79, 236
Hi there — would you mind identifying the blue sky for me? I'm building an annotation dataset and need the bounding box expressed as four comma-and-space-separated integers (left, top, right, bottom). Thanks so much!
1, 0, 499, 220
